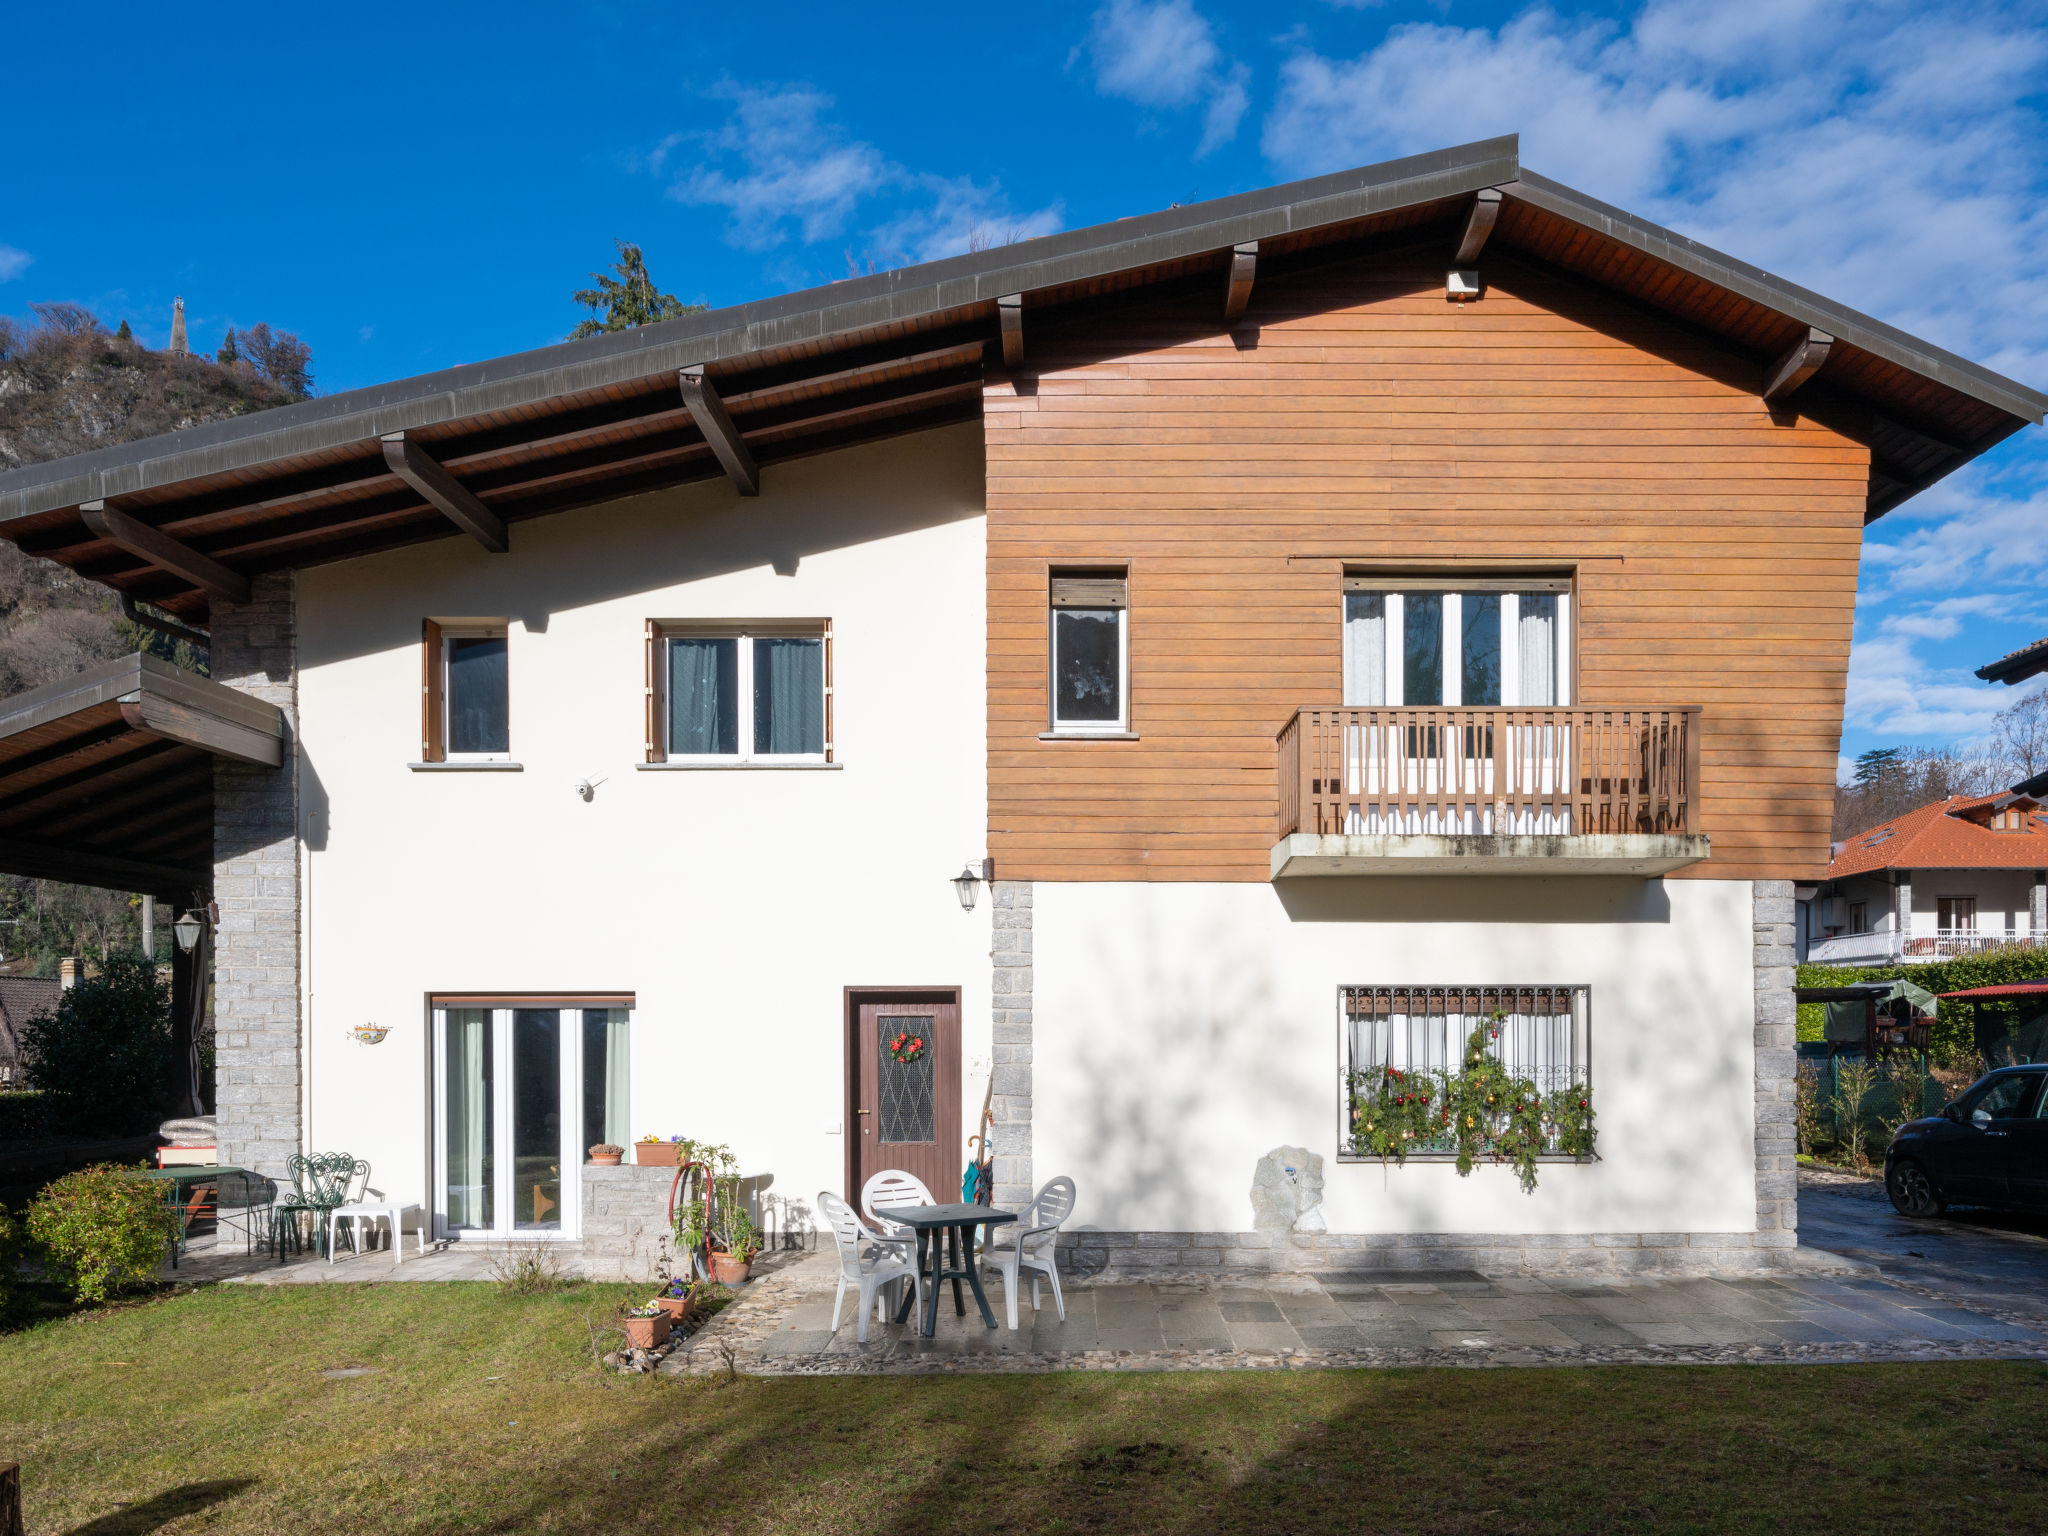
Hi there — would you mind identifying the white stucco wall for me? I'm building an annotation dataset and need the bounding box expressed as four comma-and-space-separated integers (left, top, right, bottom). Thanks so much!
292, 424, 989, 1237
1032, 876, 1756, 1235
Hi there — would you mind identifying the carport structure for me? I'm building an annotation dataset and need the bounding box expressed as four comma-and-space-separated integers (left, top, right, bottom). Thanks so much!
0, 651, 287, 1114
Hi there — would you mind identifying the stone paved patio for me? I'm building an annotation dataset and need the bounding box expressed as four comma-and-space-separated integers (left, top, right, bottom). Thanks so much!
155, 1168, 2048, 1375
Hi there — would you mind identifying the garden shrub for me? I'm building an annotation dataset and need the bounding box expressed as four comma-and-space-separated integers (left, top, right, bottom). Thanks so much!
26, 1163, 180, 1303
21, 952, 172, 1133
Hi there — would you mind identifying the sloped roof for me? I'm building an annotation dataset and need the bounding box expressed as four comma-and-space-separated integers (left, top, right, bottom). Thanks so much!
1977, 636, 2048, 686
1827, 794, 2048, 879
0, 134, 2041, 623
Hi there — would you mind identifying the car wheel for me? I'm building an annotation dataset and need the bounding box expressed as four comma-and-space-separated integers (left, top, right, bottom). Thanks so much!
1887, 1160, 1944, 1218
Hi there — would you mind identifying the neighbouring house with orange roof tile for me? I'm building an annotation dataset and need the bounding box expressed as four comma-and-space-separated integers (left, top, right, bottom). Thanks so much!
1805, 792, 2048, 964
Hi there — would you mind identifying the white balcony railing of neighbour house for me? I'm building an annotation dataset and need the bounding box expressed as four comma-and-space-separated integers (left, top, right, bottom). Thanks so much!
1806, 929, 2048, 965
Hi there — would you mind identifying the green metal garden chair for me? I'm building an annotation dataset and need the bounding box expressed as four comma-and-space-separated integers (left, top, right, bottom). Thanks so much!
271, 1153, 366, 1262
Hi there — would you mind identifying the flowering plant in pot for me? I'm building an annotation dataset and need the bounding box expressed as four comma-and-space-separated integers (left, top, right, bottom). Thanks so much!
651, 1275, 708, 1322
635, 1135, 692, 1167
620, 1301, 671, 1349
588, 1143, 624, 1166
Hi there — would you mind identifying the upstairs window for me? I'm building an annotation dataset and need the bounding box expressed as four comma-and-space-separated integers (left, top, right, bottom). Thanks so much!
1050, 571, 1127, 733
1849, 901, 1869, 935
1343, 577, 1570, 708
646, 621, 831, 764
421, 620, 511, 762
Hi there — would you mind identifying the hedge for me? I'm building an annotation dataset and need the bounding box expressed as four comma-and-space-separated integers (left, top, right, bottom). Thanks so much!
1797, 944, 2048, 1061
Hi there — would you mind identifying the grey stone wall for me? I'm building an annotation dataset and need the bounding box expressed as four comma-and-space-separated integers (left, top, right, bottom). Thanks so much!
1753, 879, 1799, 1250
582, 1164, 684, 1280
989, 880, 1033, 1209
211, 573, 302, 1179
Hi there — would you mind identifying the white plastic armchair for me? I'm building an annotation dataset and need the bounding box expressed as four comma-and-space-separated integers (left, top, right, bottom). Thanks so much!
983, 1175, 1075, 1329
818, 1191, 922, 1344
859, 1170, 934, 1256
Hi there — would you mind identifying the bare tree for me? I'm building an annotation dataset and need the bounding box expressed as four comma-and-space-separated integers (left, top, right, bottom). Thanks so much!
1832, 745, 2009, 841
1994, 688, 2048, 781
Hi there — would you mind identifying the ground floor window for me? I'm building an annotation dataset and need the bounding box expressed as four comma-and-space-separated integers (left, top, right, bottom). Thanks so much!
434, 997, 632, 1239
1340, 985, 1590, 1159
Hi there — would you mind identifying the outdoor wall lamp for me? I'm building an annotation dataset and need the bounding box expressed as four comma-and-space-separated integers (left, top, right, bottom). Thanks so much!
953, 859, 993, 911
173, 909, 205, 953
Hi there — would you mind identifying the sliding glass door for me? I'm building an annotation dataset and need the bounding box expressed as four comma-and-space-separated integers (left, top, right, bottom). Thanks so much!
434, 1004, 632, 1240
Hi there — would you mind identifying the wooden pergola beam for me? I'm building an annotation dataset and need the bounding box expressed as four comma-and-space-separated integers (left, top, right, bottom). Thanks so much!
0, 833, 206, 900
1454, 189, 1503, 265
380, 432, 509, 552
1764, 327, 1834, 401
1224, 242, 1257, 323
80, 501, 251, 605
998, 294, 1024, 368
677, 367, 760, 496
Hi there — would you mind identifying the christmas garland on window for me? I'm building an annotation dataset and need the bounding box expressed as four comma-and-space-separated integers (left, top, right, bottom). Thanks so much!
1346, 1014, 1596, 1194
887, 1029, 927, 1065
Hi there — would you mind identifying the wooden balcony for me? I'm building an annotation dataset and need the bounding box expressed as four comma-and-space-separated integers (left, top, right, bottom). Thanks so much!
1273, 705, 1710, 877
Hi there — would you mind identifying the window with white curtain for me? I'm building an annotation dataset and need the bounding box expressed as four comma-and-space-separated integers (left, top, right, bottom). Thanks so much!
661, 623, 829, 762
1343, 577, 1570, 707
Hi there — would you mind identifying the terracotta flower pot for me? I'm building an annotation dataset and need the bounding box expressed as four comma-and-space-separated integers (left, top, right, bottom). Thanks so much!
589, 1150, 622, 1166
709, 1254, 751, 1285
635, 1142, 679, 1167
622, 1313, 671, 1349
653, 1295, 695, 1322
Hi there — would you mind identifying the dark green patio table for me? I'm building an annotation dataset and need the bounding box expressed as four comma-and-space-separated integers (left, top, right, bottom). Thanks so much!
138, 1164, 248, 1268
885, 1203, 1017, 1337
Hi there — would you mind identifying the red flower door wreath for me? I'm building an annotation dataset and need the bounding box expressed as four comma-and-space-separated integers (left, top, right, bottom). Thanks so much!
888, 1030, 927, 1064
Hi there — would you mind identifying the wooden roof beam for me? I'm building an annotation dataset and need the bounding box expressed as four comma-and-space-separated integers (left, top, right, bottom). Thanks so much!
998, 295, 1024, 368
380, 432, 509, 552
1453, 188, 1503, 264
1764, 327, 1834, 402
677, 367, 760, 496
80, 502, 250, 605
1223, 242, 1257, 323
0, 833, 207, 899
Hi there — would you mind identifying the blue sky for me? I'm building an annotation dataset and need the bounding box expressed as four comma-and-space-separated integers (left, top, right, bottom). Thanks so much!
6, 0, 2046, 773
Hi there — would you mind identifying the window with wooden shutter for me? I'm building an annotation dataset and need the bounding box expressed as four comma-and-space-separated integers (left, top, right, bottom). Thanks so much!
421, 618, 445, 762
645, 619, 832, 763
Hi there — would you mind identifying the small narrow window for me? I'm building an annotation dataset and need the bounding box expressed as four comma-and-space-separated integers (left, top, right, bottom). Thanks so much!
1050, 572, 1127, 733
647, 621, 831, 763
1849, 901, 1869, 935
421, 620, 510, 762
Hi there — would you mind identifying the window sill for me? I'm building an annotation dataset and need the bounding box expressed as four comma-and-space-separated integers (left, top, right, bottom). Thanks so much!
635, 761, 843, 771
1038, 731, 1140, 741
408, 761, 524, 772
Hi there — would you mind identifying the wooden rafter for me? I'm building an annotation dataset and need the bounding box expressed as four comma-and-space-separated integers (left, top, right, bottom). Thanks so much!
80, 502, 251, 604
998, 295, 1024, 368
380, 432, 509, 552
1223, 242, 1257, 323
1454, 189, 1503, 264
677, 368, 760, 496
1763, 327, 1834, 402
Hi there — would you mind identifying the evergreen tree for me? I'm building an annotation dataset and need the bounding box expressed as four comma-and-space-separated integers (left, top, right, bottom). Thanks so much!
570, 241, 705, 338
114, 319, 133, 341
217, 327, 239, 365
1853, 746, 1903, 785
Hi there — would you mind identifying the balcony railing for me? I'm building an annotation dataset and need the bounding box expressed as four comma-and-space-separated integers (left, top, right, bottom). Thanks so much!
1277, 705, 1701, 840
1807, 930, 2046, 965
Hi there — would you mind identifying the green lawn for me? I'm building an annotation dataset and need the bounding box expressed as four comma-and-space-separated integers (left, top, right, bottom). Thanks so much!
1, 1282, 2044, 1534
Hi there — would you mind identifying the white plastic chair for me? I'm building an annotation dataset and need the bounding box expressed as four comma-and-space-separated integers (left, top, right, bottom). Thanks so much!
859, 1170, 933, 1309
818, 1191, 922, 1343
982, 1175, 1075, 1329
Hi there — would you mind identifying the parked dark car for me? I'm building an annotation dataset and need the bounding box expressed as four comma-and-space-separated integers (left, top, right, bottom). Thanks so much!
1885, 1065, 2048, 1216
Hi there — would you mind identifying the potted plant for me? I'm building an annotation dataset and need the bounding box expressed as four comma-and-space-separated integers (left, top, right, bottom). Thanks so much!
621, 1302, 671, 1349
673, 1141, 763, 1283
589, 1143, 624, 1166
635, 1135, 682, 1167
651, 1275, 701, 1322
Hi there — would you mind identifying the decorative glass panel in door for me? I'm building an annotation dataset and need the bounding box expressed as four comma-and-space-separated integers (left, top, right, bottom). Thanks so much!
878, 1016, 937, 1144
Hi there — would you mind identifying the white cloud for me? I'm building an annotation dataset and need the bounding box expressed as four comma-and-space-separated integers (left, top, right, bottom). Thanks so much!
0, 246, 29, 283
662, 84, 1062, 263
1088, 0, 1251, 157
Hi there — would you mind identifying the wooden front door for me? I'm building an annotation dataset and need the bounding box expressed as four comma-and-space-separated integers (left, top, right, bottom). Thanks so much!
851, 993, 960, 1204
